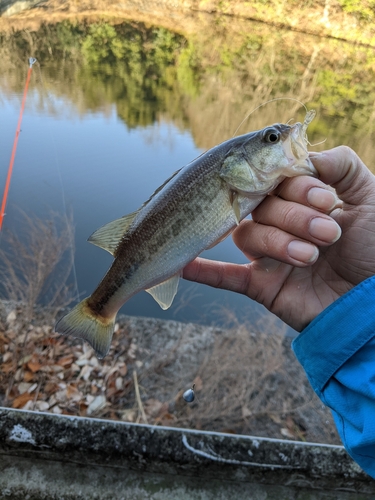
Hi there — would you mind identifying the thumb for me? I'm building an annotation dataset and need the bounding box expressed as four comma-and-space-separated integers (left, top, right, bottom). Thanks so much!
310, 146, 375, 206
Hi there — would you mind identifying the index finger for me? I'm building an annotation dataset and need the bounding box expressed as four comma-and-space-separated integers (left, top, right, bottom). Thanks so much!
182, 257, 251, 296
309, 146, 375, 205
269, 176, 340, 215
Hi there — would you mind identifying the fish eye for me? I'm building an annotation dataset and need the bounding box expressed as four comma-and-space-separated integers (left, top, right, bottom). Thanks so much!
263, 128, 280, 144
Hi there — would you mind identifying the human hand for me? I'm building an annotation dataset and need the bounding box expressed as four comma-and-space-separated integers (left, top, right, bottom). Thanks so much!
183, 146, 375, 331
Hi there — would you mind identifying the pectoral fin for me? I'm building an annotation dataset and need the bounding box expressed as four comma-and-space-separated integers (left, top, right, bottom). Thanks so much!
230, 191, 241, 225
88, 211, 139, 255
206, 228, 233, 249
146, 274, 180, 310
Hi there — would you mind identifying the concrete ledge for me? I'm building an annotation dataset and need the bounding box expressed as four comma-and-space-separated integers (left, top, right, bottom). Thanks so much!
0, 407, 374, 498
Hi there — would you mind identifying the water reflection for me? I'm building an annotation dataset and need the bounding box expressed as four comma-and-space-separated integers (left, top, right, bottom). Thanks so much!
1, 17, 375, 328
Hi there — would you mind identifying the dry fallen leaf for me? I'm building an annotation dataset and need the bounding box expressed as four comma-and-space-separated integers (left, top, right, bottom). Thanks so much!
0, 333, 8, 345
121, 409, 137, 422
144, 398, 164, 418
2, 352, 13, 363
57, 355, 74, 367
281, 427, 295, 439
115, 377, 123, 391
12, 393, 34, 409
27, 361, 42, 373
23, 371, 35, 382
35, 401, 50, 411
18, 382, 32, 394
87, 395, 107, 415
66, 385, 83, 402
52, 405, 63, 414
6, 310, 16, 323
18, 355, 32, 366
242, 407, 252, 418
193, 376, 203, 391
1, 361, 16, 373
119, 364, 128, 377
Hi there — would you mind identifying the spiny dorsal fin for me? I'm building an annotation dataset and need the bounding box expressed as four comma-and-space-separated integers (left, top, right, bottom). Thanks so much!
142, 168, 182, 206
145, 273, 180, 310
88, 211, 139, 255
88, 168, 183, 255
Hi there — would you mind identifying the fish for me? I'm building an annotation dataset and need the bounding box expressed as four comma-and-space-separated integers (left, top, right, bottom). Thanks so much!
55, 111, 317, 358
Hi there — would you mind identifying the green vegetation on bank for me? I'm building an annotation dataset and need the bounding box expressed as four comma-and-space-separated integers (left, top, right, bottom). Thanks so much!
337, 0, 375, 22
200, 0, 375, 46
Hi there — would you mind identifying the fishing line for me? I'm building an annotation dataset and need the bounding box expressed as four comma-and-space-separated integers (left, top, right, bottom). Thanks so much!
232, 97, 308, 137
0, 57, 36, 232
34, 61, 80, 302
309, 137, 327, 147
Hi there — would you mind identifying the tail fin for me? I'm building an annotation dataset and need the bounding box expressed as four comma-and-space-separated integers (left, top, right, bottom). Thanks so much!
55, 298, 115, 359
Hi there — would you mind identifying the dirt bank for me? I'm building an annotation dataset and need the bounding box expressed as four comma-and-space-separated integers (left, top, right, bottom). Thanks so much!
0, 300, 340, 445
1, 0, 375, 47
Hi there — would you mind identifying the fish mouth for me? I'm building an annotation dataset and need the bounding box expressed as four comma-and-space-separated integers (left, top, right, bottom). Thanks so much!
282, 122, 317, 177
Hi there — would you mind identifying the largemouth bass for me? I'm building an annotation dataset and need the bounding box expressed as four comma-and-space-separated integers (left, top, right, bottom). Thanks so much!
56, 113, 317, 358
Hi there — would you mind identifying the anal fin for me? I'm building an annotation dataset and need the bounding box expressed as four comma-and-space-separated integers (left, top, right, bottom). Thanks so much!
146, 273, 180, 310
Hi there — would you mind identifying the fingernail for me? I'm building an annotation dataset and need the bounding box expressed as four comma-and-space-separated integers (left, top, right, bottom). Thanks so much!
309, 217, 341, 242
307, 187, 338, 211
288, 241, 319, 263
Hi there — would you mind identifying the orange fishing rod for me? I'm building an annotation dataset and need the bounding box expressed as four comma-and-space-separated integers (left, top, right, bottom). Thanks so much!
0, 57, 37, 231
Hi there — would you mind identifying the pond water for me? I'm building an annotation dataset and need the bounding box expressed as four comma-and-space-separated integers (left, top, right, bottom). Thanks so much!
1, 17, 375, 329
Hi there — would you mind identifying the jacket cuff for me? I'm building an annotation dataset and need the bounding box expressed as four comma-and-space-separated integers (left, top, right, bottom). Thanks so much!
292, 276, 375, 395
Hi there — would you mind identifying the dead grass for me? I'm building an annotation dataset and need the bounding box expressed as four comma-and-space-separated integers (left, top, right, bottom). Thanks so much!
0, 209, 76, 323
132, 313, 340, 444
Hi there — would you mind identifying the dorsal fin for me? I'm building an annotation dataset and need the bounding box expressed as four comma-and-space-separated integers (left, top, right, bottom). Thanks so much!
145, 273, 180, 310
88, 168, 183, 255
142, 168, 182, 206
87, 211, 139, 255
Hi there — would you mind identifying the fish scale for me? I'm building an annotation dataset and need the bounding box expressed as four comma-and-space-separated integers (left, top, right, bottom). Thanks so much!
56, 118, 317, 358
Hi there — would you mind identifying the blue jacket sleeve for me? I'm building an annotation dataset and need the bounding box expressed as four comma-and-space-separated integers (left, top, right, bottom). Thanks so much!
292, 275, 375, 478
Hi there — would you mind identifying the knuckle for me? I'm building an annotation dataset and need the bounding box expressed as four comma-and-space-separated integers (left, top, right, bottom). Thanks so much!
279, 204, 296, 225
260, 226, 283, 254
232, 219, 253, 248
278, 204, 306, 231
338, 145, 355, 157
337, 145, 360, 170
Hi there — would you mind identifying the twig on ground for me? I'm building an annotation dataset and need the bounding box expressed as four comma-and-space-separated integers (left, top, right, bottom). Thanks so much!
133, 370, 148, 424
